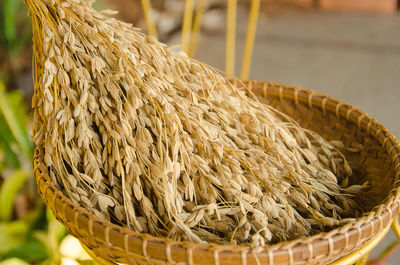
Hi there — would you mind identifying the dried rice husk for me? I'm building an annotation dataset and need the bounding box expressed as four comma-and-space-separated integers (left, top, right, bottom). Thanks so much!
25, 0, 365, 247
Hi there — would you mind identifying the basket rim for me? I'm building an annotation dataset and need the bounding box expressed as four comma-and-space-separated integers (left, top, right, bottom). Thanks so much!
34, 80, 400, 265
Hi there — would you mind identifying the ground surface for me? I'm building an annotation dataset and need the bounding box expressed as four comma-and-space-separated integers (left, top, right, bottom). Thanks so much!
168, 8, 400, 264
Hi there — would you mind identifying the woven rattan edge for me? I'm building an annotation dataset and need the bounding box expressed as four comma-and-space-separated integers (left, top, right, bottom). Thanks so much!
34, 80, 400, 265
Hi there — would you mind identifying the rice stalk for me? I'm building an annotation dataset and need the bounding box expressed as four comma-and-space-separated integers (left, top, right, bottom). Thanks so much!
25, 0, 365, 247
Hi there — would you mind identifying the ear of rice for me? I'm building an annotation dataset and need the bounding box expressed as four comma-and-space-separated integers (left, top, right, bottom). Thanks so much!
25, 0, 364, 246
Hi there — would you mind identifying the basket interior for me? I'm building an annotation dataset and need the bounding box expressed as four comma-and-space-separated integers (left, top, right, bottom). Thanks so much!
256, 90, 394, 212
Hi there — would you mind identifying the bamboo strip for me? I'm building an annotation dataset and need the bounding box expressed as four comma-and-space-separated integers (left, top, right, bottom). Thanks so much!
189, 0, 206, 57
81, 242, 118, 265
240, 0, 260, 80
140, 0, 158, 38
330, 224, 391, 265
181, 0, 195, 55
225, 0, 237, 76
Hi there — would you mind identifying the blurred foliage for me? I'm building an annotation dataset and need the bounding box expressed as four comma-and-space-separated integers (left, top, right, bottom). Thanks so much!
0, 82, 95, 265
0, 0, 32, 83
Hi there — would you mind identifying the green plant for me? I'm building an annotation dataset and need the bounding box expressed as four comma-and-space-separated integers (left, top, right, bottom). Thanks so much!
0, 81, 33, 222
0, 0, 32, 79
0, 81, 94, 264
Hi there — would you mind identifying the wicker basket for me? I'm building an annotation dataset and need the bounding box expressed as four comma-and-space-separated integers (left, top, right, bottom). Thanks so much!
34, 80, 400, 265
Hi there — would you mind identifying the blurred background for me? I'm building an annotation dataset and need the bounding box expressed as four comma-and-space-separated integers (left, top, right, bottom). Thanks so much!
0, 0, 400, 264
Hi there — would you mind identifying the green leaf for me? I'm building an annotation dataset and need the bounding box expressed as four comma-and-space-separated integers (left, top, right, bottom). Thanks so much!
28, 205, 48, 233
0, 235, 23, 256
3, 0, 17, 47
0, 112, 21, 168
0, 170, 28, 221
78, 260, 97, 265
0, 140, 20, 169
0, 82, 32, 160
46, 207, 56, 222
2, 240, 49, 262
14, 33, 33, 54
0, 210, 47, 257
0, 220, 29, 236
38, 259, 52, 265
0, 148, 4, 172
0, 258, 30, 265
33, 231, 48, 249
0, 108, 19, 143
46, 209, 67, 252
7, 91, 29, 133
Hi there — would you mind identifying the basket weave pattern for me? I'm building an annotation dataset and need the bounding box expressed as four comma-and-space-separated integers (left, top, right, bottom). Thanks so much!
34, 80, 400, 265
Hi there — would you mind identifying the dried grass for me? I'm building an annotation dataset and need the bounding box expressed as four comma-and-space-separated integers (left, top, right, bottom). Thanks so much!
26, 0, 365, 248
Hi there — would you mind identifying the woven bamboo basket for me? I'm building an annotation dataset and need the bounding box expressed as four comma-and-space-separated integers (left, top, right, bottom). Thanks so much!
33, 80, 400, 265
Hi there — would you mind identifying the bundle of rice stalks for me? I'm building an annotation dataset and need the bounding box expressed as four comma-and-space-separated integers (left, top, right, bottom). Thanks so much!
25, 0, 366, 247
